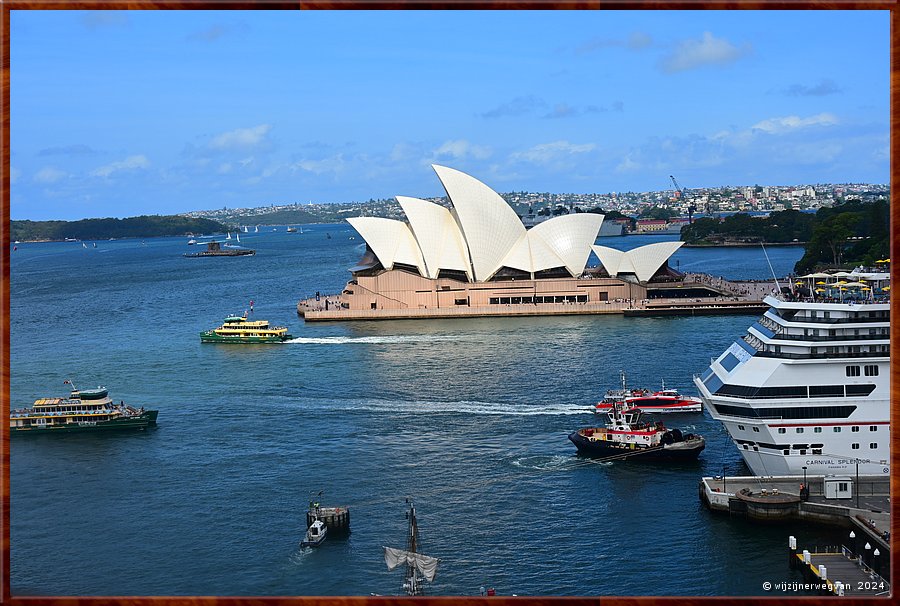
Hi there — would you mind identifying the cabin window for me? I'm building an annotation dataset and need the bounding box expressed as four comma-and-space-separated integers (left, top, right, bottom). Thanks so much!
851, 426, 859, 432
777, 428, 786, 434
738, 425, 745, 431
813, 427, 822, 433
869, 426, 877, 431
851, 443, 860, 450
833, 427, 841, 433
752, 427, 760, 432
795, 428, 804, 433
864, 365, 879, 376
870, 443, 878, 449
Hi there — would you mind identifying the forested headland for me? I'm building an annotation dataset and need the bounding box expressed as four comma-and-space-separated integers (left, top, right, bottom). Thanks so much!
12, 215, 229, 242
680, 201, 889, 273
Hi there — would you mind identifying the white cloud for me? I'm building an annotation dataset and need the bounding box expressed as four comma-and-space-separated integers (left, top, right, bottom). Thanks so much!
33, 167, 67, 183
510, 140, 596, 164
751, 113, 839, 134
209, 124, 272, 151
217, 163, 233, 174
431, 140, 492, 161
291, 154, 346, 175
660, 32, 749, 73
10, 166, 21, 184
615, 154, 641, 173
90, 155, 150, 178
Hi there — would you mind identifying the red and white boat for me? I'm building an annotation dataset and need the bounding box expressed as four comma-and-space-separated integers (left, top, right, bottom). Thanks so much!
593, 374, 702, 414
621, 388, 702, 413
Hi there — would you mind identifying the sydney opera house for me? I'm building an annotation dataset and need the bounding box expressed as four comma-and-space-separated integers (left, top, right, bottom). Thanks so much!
300, 165, 749, 320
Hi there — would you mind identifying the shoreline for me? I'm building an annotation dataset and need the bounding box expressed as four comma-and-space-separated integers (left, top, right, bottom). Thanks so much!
683, 241, 806, 248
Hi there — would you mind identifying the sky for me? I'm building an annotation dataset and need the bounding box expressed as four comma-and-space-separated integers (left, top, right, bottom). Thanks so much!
9, 10, 890, 221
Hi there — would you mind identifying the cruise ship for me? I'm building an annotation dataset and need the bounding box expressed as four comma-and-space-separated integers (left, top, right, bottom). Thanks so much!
694, 272, 889, 476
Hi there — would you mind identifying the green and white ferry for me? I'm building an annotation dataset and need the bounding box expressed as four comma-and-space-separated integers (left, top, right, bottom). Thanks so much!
200, 315, 293, 343
10, 382, 159, 434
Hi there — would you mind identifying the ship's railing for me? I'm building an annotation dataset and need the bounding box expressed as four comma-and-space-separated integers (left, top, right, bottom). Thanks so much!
769, 292, 890, 305
761, 332, 890, 342
754, 350, 888, 360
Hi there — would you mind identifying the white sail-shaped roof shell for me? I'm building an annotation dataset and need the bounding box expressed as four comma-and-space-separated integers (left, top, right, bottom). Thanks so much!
346, 217, 426, 275
591, 241, 683, 282
526, 213, 604, 276
432, 165, 526, 282
396, 196, 472, 280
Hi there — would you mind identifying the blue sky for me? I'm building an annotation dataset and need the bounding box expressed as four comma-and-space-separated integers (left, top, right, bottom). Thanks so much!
10, 10, 889, 220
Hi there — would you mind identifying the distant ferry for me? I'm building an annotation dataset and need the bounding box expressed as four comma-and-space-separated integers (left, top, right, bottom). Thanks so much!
184, 241, 254, 257
201, 315, 293, 343
10, 382, 158, 434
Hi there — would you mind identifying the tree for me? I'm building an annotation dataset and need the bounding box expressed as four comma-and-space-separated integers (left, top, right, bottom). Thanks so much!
638, 205, 674, 220
806, 214, 859, 267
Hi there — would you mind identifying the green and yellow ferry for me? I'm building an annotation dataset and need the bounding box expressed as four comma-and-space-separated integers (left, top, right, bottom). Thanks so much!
10, 382, 159, 434
200, 315, 293, 343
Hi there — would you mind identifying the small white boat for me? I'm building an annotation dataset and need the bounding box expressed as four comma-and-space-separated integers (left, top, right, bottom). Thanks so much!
300, 519, 327, 547
226, 233, 232, 240
187, 239, 197, 245
255, 226, 259, 233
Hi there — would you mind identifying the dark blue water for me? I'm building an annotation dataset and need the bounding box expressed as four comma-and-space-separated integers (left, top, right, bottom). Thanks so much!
10, 230, 842, 596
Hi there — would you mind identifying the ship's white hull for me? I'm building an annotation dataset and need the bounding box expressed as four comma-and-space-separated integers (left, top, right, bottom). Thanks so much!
695, 293, 890, 477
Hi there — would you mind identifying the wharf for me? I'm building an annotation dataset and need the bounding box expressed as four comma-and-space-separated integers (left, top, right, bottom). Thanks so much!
700, 474, 890, 536
789, 540, 890, 596
306, 505, 350, 532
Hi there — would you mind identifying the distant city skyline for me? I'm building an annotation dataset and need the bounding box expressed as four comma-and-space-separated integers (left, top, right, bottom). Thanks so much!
11, 10, 889, 220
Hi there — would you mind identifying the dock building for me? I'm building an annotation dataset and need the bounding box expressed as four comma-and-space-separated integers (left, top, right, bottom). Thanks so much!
299, 165, 763, 321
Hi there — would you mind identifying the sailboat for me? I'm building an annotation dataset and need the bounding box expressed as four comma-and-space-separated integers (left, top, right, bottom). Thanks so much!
383, 500, 439, 596
255, 225, 259, 233
243, 226, 248, 233
226, 232, 232, 240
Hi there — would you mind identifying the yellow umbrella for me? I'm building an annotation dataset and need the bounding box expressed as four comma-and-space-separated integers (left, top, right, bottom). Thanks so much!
794, 281, 804, 286
814, 288, 825, 293
883, 285, 891, 290
816, 281, 827, 285
861, 287, 871, 290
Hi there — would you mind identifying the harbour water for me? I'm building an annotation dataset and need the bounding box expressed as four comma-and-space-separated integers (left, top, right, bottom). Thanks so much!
9, 229, 846, 596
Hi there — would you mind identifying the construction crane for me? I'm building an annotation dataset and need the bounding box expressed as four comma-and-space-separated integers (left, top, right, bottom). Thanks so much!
670, 175, 697, 224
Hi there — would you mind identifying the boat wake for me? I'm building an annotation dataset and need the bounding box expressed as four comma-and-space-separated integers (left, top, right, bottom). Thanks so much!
509, 455, 586, 471
284, 335, 459, 345
337, 398, 589, 416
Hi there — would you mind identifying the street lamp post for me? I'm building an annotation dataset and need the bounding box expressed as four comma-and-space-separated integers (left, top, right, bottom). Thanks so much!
864, 542, 871, 567
856, 459, 860, 509
872, 548, 881, 578
849, 530, 856, 556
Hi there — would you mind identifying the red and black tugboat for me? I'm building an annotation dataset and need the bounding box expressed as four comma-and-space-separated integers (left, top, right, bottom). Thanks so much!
570, 402, 704, 461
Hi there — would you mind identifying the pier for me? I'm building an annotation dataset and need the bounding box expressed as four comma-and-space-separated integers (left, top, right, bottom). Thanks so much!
700, 474, 890, 526
306, 504, 350, 532
788, 536, 890, 596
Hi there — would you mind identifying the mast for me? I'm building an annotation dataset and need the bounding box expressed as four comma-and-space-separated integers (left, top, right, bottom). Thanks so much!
404, 499, 420, 596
